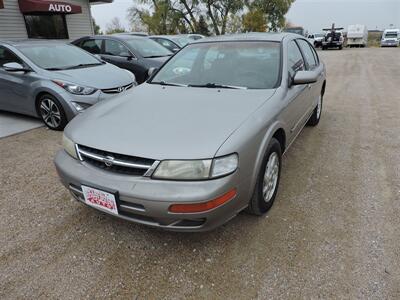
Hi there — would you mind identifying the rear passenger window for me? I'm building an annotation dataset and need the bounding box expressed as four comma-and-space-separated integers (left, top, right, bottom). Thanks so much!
297, 39, 318, 69
287, 40, 305, 77
81, 39, 102, 55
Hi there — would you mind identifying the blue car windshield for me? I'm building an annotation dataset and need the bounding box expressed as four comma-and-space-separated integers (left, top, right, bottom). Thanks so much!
151, 41, 281, 89
18, 44, 101, 70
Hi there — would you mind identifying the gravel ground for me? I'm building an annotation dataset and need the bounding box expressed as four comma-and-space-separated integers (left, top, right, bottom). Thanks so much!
1, 48, 400, 299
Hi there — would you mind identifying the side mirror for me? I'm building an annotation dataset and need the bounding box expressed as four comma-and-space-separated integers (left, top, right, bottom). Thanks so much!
292, 70, 318, 85
120, 52, 134, 60
3, 62, 30, 73
147, 67, 158, 78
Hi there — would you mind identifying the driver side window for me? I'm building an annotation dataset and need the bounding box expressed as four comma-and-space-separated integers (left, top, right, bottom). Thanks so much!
287, 40, 305, 78
0, 47, 23, 68
104, 40, 131, 57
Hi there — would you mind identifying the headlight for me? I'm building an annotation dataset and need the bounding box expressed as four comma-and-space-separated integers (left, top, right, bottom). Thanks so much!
62, 134, 78, 159
152, 153, 238, 180
211, 154, 238, 178
53, 80, 97, 95
153, 159, 212, 180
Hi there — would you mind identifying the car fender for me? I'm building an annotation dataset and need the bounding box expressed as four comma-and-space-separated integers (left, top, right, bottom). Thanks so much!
31, 81, 76, 120
248, 120, 287, 199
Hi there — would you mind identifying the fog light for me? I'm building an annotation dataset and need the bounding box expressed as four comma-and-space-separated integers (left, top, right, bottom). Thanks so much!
168, 188, 237, 213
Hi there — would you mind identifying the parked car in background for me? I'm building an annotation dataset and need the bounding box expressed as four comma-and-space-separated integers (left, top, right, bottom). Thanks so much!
55, 33, 326, 232
150, 35, 191, 52
72, 35, 173, 83
114, 32, 149, 37
381, 29, 400, 47
307, 33, 325, 48
347, 24, 368, 47
185, 34, 205, 40
284, 26, 306, 36
0, 40, 135, 130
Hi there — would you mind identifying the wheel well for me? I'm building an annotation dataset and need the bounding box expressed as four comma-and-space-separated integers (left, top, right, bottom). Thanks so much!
321, 81, 326, 96
273, 129, 286, 153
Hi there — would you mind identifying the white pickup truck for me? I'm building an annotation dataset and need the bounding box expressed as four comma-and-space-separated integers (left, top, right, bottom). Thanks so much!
381, 29, 400, 47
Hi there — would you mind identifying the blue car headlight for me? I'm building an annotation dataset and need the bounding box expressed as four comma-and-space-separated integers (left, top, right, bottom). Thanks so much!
53, 80, 97, 95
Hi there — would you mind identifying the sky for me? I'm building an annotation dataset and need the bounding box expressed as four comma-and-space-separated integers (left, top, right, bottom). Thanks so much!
91, 0, 400, 33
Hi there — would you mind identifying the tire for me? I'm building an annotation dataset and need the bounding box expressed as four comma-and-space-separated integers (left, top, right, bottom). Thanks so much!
322, 46, 327, 50
339, 45, 343, 50
37, 94, 68, 130
247, 138, 282, 216
307, 91, 323, 126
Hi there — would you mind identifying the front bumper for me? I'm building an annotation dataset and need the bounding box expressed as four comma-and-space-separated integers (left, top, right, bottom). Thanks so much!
381, 41, 399, 47
322, 41, 343, 47
54, 150, 248, 232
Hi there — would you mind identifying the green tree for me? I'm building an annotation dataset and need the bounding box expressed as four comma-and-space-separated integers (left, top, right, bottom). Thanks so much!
128, 0, 295, 35
247, 0, 295, 31
92, 18, 102, 35
129, 0, 199, 34
225, 14, 243, 33
202, 0, 243, 35
197, 15, 210, 35
242, 8, 266, 32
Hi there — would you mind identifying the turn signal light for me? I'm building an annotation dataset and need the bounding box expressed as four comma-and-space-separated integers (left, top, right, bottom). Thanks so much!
168, 188, 237, 213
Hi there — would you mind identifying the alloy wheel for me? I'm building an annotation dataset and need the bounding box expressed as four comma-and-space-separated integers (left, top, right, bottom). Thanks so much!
263, 152, 279, 203
40, 98, 61, 129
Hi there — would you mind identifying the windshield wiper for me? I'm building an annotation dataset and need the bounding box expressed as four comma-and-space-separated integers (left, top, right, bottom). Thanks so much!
152, 81, 188, 87
188, 83, 247, 90
64, 63, 103, 70
145, 55, 172, 58
45, 67, 66, 71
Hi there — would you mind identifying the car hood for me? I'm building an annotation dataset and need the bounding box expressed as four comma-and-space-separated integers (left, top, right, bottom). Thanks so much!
48, 63, 133, 89
66, 84, 276, 160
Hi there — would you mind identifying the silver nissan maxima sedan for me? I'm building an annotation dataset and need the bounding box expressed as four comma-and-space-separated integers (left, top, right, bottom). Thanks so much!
55, 33, 326, 232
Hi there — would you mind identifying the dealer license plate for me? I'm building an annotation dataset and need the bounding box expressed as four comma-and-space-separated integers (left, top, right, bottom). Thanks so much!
82, 185, 118, 215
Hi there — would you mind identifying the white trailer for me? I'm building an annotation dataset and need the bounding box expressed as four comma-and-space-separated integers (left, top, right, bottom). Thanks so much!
347, 24, 368, 47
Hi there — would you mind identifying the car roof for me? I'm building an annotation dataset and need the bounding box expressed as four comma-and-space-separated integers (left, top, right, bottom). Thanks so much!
191, 32, 297, 44
78, 35, 147, 41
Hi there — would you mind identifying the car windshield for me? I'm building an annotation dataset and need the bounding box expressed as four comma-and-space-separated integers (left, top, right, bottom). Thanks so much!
385, 33, 398, 38
151, 41, 281, 90
124, 38, 172, 58
18, 44, 101, 70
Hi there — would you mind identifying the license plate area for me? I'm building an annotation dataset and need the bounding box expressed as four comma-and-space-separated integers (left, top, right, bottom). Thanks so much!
82, 185, 118, 215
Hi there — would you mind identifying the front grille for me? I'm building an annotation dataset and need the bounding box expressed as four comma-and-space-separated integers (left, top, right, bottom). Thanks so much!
77, 144, 157, 176
101, 82, 134, 94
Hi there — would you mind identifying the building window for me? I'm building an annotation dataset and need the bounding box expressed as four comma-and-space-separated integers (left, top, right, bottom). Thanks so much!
24, 14, 69, 39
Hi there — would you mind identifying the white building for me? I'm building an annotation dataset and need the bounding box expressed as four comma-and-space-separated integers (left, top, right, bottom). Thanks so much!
0, 0, 112, 40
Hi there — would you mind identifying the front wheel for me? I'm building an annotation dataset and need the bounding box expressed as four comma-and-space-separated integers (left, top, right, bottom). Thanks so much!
246, 138, 282, 216
37, 94, 67, 130
307, 93, 323, 126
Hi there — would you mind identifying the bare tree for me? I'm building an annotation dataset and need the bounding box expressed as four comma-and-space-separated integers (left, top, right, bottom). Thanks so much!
105, 17, 125, 34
